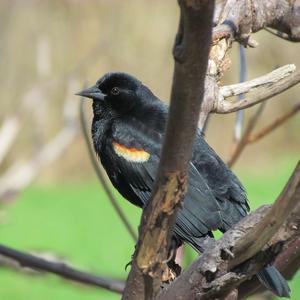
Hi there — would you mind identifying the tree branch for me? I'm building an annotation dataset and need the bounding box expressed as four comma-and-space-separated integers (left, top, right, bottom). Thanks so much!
127, 1, 300, 297
234, 45, 247, 141
0, 116, 20, 166
0, 87, 79, 202
0, 36, 107, 167
216, 68, 300, 113
221, 65, 296, 100
264, 27, 300, 43
230, 162, 300, 267
157, 161, 300, 299
122, 1, 215, 299
215, 0, 300, 44
0, 244, 125, 294
79, 99, 137, 242
227, 98, 300, 167
227, 103, 265, 167
238, 237, 300, 298
248, 102, 300, 143
198, 0, 300, 128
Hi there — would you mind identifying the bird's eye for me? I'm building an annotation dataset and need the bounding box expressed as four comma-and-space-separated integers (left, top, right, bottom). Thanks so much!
111, 87, 120, 95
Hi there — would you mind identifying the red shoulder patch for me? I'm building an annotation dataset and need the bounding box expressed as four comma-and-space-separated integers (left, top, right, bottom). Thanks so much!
112, 142, 150, 162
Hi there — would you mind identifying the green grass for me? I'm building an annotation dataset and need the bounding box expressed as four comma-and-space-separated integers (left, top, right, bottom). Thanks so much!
0, 183, 140, 300
0, 157, 299, 299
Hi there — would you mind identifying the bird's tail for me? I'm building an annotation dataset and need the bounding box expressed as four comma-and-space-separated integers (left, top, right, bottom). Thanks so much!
257, 266, 290, 298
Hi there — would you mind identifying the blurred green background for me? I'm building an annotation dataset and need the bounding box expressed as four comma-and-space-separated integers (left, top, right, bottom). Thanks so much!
0, 1, 299, 299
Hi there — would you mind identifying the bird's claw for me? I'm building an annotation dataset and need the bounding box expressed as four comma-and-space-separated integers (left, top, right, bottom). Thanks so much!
125, 260, 132, 271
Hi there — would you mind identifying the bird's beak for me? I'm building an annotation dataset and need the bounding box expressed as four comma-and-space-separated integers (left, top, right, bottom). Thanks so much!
76, 85, 106, 101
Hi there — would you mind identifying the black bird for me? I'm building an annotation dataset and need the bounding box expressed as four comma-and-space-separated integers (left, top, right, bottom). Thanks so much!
77, 72, 290, 297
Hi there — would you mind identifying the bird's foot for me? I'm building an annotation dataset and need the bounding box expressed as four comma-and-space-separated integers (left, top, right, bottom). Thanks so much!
125, 260, 132, 271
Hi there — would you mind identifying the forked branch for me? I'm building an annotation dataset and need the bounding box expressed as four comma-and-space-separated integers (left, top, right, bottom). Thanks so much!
122, 1, 215, 299
199, 0, 300, 128
157, 161, 300, 300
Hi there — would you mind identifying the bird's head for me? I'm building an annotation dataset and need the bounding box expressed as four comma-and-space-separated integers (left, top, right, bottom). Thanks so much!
76, 72, 147, 115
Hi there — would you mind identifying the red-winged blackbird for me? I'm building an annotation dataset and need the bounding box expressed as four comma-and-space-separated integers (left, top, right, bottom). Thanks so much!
77, 72, 290, 297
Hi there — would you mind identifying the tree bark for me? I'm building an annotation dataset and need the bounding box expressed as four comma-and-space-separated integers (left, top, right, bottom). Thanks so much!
122, 1, 215, 299
157, 161, 300, 300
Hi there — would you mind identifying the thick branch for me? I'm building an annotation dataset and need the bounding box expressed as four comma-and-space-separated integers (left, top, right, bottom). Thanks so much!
238, 237, 300, 298
0, 244, 125, 294
157, 161, 300, 299
199, 0, 300, 128
216, 0, 300, 43
154, 1, 300, 298
122, 1, 215, 299
229, 162, 300, 268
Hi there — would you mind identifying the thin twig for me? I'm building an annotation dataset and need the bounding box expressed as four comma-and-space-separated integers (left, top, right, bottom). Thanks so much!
234, 45, 247, 141
0, 81, 80, 201
0, 244, 125, 294
79, 99, 137, 242
227, 103, 265, 167
200, 0, 300, 125
0, 38, 106, 167
248, 102, 300, 143
230, 45, 247, 158
0, 117, 20, 166
264, 27, 300, 42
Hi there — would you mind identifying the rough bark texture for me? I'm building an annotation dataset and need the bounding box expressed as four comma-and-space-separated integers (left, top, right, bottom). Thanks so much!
122, 1, 215, 299
238, 238, 300, 298
199, 0, 300, 128
157, 162, 300, 300
122, 1, 300, 299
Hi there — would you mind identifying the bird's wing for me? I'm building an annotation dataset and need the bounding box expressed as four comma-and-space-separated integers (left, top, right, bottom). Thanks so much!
102, 118, 160, 207
192, 131, 250, 230
105, 119, 223, 241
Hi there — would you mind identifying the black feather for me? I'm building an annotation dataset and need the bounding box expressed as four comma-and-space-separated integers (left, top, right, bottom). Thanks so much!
257, 266, 290, 297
